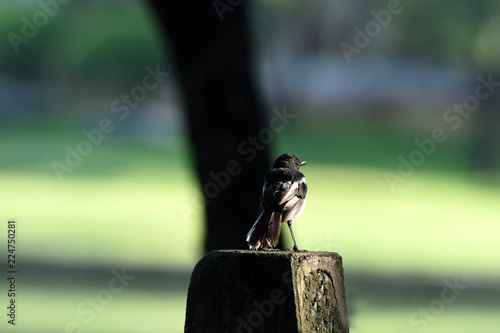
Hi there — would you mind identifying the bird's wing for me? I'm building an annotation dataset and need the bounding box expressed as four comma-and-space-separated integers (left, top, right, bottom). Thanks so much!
277, 180, 298, 205
281, 195, 306, 223
281, 175, 307, 222
262, 171, 306, 206
296, 174, 307, 198
278, 172, 307, 204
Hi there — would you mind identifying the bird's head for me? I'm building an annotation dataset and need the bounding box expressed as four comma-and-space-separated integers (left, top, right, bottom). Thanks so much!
272, 153, 306, 171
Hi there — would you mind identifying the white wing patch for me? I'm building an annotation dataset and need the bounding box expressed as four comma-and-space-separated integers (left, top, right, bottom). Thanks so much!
278, 180, 299, 205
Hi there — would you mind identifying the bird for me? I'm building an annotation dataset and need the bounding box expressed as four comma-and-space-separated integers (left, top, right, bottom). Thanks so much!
246, 153, 308, 251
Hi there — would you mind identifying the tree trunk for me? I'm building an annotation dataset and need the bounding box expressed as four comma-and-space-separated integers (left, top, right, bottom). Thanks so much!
149, 1, 272, 251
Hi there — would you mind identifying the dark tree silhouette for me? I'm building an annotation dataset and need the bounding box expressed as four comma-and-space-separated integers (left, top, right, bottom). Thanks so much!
149, 1, 272, 252
469, 85, 500, 172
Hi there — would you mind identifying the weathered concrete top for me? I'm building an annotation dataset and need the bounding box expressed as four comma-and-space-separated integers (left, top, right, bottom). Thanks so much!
185, 250, 349, 333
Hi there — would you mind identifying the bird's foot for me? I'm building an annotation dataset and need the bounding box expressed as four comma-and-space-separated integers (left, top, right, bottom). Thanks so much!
287, 246, 308, 252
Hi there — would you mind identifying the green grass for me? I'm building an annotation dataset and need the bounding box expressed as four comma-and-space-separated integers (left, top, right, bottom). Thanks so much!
11, 285, 186, 333
351, 305, 500, 333
1, 121, 499, 332
296, 165, 500, 278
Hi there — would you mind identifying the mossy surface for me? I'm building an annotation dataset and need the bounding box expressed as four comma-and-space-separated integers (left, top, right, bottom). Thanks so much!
185, 250, 348, 333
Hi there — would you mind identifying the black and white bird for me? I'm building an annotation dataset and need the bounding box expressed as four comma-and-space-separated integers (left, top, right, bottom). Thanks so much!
246, 153, 308, 251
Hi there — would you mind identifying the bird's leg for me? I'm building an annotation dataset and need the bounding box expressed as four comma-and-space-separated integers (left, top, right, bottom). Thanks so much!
287, 221, 307, 252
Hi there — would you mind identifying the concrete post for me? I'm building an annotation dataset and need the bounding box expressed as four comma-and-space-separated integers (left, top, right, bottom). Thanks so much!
184, 250, 349, 332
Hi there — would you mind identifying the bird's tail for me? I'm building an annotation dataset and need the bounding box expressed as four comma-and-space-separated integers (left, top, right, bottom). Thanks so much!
246, 209, 281, 250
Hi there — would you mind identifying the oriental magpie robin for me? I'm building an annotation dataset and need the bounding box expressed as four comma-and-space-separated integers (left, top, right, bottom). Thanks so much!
246, 153, 307, 251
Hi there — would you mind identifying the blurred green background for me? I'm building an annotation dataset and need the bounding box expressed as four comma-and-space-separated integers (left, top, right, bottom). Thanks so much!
1, 0, 500, 332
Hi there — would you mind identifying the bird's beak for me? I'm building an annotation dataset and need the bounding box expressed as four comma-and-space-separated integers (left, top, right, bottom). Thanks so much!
300, 160, 307, 166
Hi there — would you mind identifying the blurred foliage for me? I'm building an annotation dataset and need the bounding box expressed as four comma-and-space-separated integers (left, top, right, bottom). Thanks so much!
2, 0, 500, 84
392, 0, 500, 66
0, 0, 168, 86
254, 0, 500, 69
473, 9, 500, 71
0, 0, 498, 126
0, 8, 60, 77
